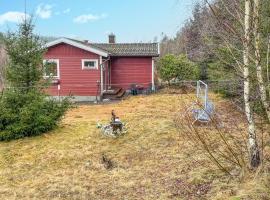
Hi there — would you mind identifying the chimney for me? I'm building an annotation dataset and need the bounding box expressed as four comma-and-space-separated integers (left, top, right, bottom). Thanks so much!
108, 33, 116, 44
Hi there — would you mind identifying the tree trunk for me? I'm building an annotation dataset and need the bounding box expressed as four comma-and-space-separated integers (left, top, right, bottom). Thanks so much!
243, 0, 260, 168
254, 0, 270, 122
0, 45, 7, 91
267, 35, 270, 98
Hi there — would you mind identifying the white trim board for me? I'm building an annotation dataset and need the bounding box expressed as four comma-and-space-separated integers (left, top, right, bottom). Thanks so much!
100, 56, 104, 93
45, 38, 108, 57
152, 59, 155, 91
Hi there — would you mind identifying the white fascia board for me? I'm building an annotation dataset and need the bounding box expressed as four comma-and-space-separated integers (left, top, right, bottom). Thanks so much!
44, 38, 108, 57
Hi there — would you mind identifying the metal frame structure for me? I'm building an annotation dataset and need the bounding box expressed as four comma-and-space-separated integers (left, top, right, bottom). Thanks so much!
193, 80, 214, 124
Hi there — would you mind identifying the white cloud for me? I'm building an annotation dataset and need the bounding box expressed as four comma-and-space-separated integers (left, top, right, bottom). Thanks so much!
0, 11, 30, 25
73, 13, 107, 24
36, 4, 52, 19
55, 8, 70, 16
63, 8, 71, 14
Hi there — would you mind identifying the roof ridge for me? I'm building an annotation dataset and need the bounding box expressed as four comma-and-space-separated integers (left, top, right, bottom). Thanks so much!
92, 42, 158, 45
62, 37, 158, 45
91, 42, 159, 57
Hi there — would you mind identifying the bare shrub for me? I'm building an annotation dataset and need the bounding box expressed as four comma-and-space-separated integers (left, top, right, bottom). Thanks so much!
174, 95, 267, 176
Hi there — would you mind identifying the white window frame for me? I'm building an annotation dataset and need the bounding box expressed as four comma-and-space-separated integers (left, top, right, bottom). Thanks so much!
81, 59, 99, 70
43, 59, 60, 79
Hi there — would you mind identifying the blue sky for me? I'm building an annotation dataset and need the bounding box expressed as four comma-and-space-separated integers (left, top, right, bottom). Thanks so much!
0, 0, 200, 43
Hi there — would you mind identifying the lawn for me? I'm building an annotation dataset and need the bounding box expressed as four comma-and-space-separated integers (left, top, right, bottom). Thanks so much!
0, 93, 269, 200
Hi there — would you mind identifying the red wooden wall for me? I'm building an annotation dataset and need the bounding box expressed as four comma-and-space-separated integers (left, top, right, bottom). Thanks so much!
44, 43, 101, 97
45, 43, 154, 97
110, 57, 152, 89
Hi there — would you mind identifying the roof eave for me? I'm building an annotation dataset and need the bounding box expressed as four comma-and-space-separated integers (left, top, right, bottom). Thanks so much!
44, 38, 109, 57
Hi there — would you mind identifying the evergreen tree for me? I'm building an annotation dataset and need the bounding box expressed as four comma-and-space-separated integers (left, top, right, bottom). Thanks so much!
0, 18, 70, 141
5, 19, 44, 90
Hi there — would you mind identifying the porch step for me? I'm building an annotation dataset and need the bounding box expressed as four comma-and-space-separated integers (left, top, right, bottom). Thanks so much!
116, 89, 125, 98
103, 88, 121, 95
103, 88, 125, 100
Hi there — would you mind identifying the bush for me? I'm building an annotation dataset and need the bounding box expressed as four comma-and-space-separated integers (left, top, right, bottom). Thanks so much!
158, 54, 199, 84
0, 89, 70, 141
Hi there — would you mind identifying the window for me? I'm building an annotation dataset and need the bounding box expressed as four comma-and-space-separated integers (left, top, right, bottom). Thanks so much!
82, 59, 98, 70
43, 59, 59, 78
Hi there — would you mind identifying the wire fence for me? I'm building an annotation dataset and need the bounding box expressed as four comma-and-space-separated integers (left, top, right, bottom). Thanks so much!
159, 79, 245, 112
0, 83, 150, 93
159, 79, 242, 95
0, 79, 246, 111
0, 80, 241, 95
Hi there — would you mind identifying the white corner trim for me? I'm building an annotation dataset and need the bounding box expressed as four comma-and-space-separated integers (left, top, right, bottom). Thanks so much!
43, 59, 60, 79
152, 59, 155, 91
81, 59, 99, 70
45, 38, 108, 57
100, 56, 104, 93
158, 43, 160, 55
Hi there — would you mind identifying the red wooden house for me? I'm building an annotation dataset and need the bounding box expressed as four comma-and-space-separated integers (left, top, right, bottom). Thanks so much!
44, 35, 159, 101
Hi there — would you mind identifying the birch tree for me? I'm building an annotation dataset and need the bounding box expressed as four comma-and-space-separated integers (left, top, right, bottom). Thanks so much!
0, 45, 7, 90
267, 35, 270, 97
204, 0, 262, 168
253, 0, 270, 122
243, 0, 260, 168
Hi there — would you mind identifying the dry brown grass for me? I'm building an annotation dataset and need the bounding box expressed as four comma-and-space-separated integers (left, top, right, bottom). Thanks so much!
0, 93, 269, 200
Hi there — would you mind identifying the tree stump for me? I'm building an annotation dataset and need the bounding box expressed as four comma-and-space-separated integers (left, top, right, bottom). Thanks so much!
110, 121, 123, 133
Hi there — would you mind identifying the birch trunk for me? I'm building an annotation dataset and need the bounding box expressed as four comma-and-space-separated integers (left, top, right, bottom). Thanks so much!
243, 0, 260, 168
254, 0, 270, 122
0, 45, 7, 91
267, 35, 270, 98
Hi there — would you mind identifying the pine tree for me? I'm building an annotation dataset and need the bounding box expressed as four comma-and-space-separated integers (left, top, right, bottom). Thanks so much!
0, 18, 70, 141
5, 18, 44, 91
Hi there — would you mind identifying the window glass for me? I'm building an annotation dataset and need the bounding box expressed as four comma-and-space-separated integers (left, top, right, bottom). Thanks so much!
84, 61, 96, 68
43, 60, 58, 77
82, 59, 97, 69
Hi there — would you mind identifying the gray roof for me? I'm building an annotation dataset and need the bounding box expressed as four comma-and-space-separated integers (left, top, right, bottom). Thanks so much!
91, 43, 159, 57
50, 38, 159, 57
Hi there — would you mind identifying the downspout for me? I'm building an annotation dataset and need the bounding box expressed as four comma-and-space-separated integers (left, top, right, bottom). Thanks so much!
152, 43, 160, 91
109, 59, 112, 88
